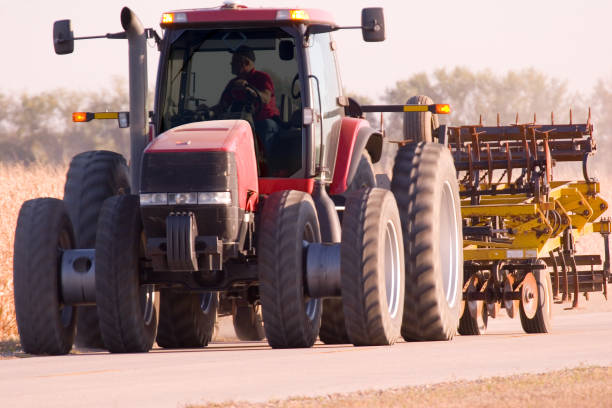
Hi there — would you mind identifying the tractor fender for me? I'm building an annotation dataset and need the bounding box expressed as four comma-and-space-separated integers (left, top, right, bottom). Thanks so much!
330, 117, 383, 195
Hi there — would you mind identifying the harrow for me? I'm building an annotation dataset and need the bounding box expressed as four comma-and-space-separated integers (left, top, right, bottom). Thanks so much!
446, 111, 611, 334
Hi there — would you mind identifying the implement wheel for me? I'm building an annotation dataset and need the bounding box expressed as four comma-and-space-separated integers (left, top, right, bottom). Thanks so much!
520, 265, 553, 333
341, 188, 405, 346
233, 302, 265, 341
95, 195, 159, 353
458, 276, 488, 335
392, 142, 463, 341
13, 198, 77, 355
404, 95, 440, 143
258, 190, 322, 348
156, 291, 218, 348
64, 150, 129, 349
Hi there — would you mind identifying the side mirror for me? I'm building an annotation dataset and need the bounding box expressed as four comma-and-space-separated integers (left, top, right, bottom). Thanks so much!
53, 20, 75, 55
279, 40, 294, 61
361, 8, 385, 42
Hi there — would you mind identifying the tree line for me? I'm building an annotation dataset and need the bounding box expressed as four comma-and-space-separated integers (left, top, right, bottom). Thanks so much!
0, 68, 610, 167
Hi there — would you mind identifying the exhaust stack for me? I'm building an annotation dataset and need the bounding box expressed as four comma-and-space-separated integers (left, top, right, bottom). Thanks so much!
121, 7, 148, 191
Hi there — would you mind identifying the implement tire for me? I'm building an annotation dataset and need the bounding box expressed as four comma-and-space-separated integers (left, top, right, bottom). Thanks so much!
520, 266, 553, 333
95, 195, 159, 353
391, 142, 463, 341
233, 302, 265, 341
13, 198, 77, 355
404, 95, 439, 143
258, 190, 322, 348
64, 150, 129, 349
340, 188, 405, 346
156, 291, 218, 348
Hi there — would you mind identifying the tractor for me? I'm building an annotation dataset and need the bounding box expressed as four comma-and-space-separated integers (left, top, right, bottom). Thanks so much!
13, 3, 462, 354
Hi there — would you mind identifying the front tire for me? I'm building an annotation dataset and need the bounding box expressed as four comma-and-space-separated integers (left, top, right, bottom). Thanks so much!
258, 190, 322, 348
95, 195, 159, 353
392, 142, 463, 341
156, 291, 218, 348
13, 198, 77, 355
232, 302, 265, 341
404, 95, 440, 143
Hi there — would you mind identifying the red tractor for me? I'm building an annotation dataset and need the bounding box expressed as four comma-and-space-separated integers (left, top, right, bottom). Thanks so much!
13, 3, 462, 354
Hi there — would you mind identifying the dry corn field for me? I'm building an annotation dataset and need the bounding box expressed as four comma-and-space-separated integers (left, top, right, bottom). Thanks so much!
0, 163, 610, 342
0, 163, 67, 340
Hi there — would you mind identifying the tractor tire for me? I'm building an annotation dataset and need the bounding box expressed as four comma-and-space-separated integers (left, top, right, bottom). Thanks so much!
520, 265, 553, 333
341, 188, 405, 346
156, 291, 218, 348
13, 198, 77, 355
258, 190, 322, 348
232, 302, 265, 341
404, 95, 440, 143
95, 195, 159, 353
320, 152, 376, 345
391, 142, 463, 341
64, 150, 129, 349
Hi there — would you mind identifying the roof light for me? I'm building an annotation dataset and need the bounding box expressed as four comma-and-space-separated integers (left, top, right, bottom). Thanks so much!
161, 12, 187, 24
276, 9, 310, 21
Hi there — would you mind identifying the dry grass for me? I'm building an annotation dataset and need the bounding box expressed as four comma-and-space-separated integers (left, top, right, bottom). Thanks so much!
0, 163, 66, 341
187, 366, 612, 408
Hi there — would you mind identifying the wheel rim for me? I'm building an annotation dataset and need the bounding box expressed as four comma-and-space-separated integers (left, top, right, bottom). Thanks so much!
303, 223, 320, 322
200, 292, 214, 313
384, 219, 401, 318
140, 285, 156, 326
58, 227, 74, 328
440, 181, 460, 308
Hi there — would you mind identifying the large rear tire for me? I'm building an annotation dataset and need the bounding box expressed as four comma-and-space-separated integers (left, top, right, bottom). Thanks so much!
258, 190, 322, 348
404, 95, 440, 143
341, 188, 405, 346
320, 152, 376, 345
391, 142, 463, 341
13, 198, 77, 355
64, 150, 129, 349
156, 291, 218, 348
95, 195, 159, 353
520, 265, 553, 333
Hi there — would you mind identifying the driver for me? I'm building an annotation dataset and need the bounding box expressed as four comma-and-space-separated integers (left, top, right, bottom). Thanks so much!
216, 46, 280, 152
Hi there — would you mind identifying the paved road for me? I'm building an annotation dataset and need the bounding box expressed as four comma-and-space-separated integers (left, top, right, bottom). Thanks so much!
1, 311, 611, 408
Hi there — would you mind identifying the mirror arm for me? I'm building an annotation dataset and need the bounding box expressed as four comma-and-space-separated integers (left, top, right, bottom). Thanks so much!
146, 28, 163, 51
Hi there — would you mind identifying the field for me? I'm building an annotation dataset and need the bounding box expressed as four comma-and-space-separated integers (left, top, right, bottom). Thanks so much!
0, 163, 610, 343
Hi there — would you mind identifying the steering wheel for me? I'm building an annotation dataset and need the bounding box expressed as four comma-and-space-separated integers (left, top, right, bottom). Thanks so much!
291, 73, 300, 99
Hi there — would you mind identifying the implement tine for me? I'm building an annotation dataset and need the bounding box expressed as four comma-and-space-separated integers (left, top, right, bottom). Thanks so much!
497, 113, 500, 127
515, 113, 519, 125
551, 111, 554, 125
570, 108, 573, 125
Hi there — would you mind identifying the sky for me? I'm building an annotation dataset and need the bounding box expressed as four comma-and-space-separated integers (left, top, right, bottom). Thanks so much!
1, 0, 611, 102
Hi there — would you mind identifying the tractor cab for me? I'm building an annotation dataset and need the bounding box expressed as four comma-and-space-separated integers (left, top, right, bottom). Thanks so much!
155, 6, 346, 179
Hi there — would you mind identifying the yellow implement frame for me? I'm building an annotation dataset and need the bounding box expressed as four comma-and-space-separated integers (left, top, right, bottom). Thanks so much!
462, 181, 610, 261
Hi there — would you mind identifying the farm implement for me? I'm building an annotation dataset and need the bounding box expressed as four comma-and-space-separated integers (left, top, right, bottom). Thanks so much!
448, 112, 610, 334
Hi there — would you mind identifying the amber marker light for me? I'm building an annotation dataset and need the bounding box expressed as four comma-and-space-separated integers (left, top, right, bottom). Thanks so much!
161, 13, 174, 24
435, 104, 451, 114
72, 112, 89, 122
290, 9, 309, 20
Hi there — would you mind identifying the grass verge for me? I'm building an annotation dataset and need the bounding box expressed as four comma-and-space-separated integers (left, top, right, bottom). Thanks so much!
186, 366, 612, 408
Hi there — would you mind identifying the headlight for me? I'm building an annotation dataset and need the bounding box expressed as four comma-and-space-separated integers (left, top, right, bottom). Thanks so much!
168, 192, 198, 205
198, 192, 232, 205
140, 193, 168, 206
140, 192, 231, 206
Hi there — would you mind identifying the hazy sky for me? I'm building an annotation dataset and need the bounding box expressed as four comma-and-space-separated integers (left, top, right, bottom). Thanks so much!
1, 0, 611, 102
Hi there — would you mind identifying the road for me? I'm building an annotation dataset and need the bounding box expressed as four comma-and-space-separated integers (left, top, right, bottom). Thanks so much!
1, 309, 611, 408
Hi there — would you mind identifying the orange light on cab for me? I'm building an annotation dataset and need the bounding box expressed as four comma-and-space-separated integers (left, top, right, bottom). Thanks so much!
72, 112, 88, 122
161, 13, 174, 24
290, 10, 309, 20
435, 104, 451, 114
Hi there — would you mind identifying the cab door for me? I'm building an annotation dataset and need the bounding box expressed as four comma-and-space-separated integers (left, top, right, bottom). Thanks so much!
306, 32, 344, 179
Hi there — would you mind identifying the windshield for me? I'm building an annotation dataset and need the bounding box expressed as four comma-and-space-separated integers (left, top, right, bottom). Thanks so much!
159, 28, 303, 177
